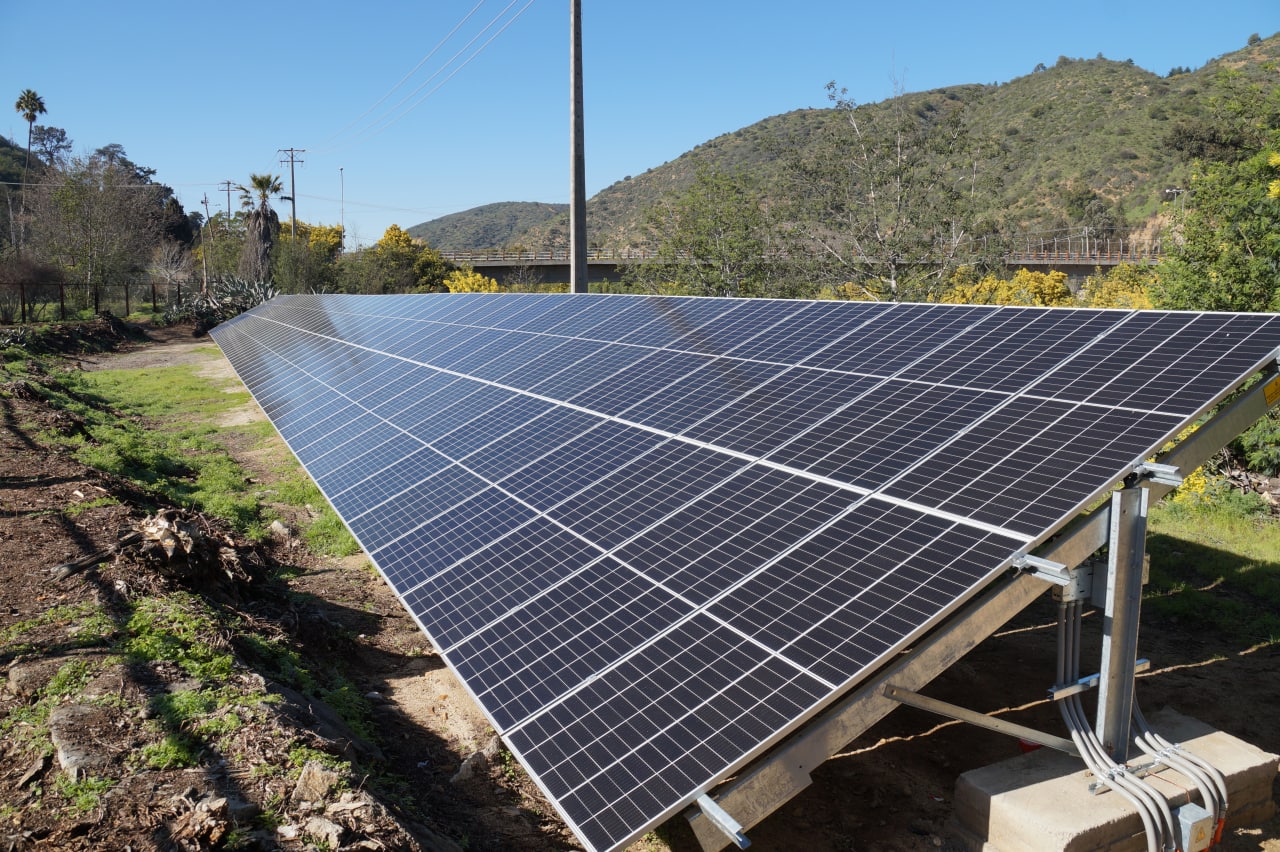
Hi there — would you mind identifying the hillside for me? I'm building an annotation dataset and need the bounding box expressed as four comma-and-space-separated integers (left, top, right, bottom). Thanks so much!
0, 135, 27, 186
411, 33, 1280, 251
406, 201, 566, 251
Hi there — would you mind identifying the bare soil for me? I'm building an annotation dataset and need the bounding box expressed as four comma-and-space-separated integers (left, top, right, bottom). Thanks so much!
0, 320, 1276, 852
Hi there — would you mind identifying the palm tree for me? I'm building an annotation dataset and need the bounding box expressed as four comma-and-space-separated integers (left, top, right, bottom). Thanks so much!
237, 173, 282, 282
13, 88, 46, 213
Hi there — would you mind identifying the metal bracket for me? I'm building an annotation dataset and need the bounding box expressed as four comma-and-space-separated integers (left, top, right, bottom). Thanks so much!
1014, 554, 1090, 601
695, 794, 751, 849
1013, 554, 1070, 583
1049, 659, 1150, 701
1132, 461, 1184, 488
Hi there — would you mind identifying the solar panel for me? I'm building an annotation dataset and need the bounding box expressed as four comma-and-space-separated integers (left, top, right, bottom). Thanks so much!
210, 294, 1280, 851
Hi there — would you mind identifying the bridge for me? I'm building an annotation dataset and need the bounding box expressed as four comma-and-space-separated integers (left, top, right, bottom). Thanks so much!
440, 237, 1162, 285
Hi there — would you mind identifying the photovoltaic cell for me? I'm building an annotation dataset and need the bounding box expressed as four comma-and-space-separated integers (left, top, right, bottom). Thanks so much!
211, 293, 1280, 852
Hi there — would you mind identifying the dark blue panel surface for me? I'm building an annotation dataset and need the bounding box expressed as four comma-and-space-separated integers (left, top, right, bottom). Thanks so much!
212, 293, 1280, 852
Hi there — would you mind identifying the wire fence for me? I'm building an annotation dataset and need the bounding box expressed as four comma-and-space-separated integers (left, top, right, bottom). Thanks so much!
0, 279, 206, 325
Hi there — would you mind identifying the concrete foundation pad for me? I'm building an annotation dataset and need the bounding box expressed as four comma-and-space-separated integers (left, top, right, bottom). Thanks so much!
951, 708, 1278, 851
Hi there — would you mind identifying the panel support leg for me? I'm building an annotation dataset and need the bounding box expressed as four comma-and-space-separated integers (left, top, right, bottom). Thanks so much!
1095, 485, 1148, 762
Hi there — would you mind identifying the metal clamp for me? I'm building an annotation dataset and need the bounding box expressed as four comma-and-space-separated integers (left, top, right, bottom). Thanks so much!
1014, 554, 1091, 601
1013, 554, 1070, 583
1132, 461, 1184, 488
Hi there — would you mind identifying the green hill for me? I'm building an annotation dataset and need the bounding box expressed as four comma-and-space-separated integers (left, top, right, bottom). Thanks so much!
406, 201, 566, 250
411, 33, 1280, 251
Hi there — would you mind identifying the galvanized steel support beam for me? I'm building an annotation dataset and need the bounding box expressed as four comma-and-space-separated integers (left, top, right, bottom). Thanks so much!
1095, 486, 1148, 762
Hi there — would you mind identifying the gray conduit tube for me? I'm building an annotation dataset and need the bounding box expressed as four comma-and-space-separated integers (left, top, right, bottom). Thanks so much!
1066, 600, 1178, 850
1133, 703, 1229, 841
1056, 601, 1170, 852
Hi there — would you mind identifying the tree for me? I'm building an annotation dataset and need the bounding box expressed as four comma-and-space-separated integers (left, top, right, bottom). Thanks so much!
1079, 264, 1155, 309
1154, 142, 1280, 312
413, 244, 455, 292
781, 82, 1006, 302
625, 165, 801, 298
272, 222, 344, 294
30, 125, 71, 170
238, 174, 282, 282
25, 149, 164, 311
938, 268, 1073, 307
13, 89, 46, 201
444, 269, 500, 293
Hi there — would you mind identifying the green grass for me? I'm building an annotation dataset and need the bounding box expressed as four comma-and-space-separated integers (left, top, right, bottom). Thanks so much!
1146, 500, 1280, 648
44, 362, 356, 549
55, 774, 115, 813
0, 658, 98, 757
67, 363, 249, 420
123, 593, 237, 682
0, 603, 118, 663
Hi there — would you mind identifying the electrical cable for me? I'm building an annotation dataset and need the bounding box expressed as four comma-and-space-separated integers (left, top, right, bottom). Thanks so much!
1133, 703, 1229, 844
315, 0, 537, 154
1055, 600, 1172, 852
320, 0, 489, 148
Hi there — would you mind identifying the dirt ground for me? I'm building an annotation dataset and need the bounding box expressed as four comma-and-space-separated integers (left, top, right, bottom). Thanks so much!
1, 320, 1277, 851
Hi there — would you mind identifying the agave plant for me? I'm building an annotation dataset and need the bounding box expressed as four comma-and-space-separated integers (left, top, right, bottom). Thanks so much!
165, 276, 279, 332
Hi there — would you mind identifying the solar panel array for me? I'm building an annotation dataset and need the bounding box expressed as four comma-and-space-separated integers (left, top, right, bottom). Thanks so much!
211, 293, 1280, 851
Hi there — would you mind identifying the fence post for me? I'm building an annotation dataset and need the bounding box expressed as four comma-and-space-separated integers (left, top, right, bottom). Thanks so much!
59, 281, 66, 321
20, 281, 27, 324
151, 282, 157, 313
125, 281, 131, 317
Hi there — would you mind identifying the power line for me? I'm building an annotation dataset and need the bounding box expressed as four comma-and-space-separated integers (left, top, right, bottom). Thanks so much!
319, 0, 488, 149
315, 0, 537, 153
363, 0, 537, 140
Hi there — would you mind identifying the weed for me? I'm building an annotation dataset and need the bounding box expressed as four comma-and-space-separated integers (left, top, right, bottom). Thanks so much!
139, 735, 201, 769
123, 594, 237, 681
286, 745, 350, 776
62, 495, 121, 516
318, 682, 375, 741
303, 509, 360, 557
0, 657, 99, 755
55, 774, 115, 813
236, 634, 316, 692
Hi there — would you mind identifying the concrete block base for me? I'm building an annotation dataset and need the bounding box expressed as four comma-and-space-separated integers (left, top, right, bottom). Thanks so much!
950, 708, 1278, 851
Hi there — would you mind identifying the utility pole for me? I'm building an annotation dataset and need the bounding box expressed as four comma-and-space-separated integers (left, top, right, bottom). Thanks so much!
569, 0, 588, 293
278, 147, 305, 239
340, 167, 345, 254
218, 180, 236, 224
200, 194, 212, 293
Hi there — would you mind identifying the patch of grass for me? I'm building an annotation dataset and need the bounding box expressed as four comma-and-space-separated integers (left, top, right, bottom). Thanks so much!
304, 510, 360, 558
1146, 500, 1280, 647
62, 494, 121, 516
286, 745, 351, 775
318, 682, 375, 742
123, 594, 237, 682
65, 363, 248, 420
0, 603, 117, 662
235, 634, 316, 693
271, 474, 360, 558
139, 735, 201, 770
0, 658, 98, 756
1, 602, 99, 646
55, 774, 115, 813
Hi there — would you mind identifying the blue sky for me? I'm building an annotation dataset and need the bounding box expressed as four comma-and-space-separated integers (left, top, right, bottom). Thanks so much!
4, 1, 1276, 248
